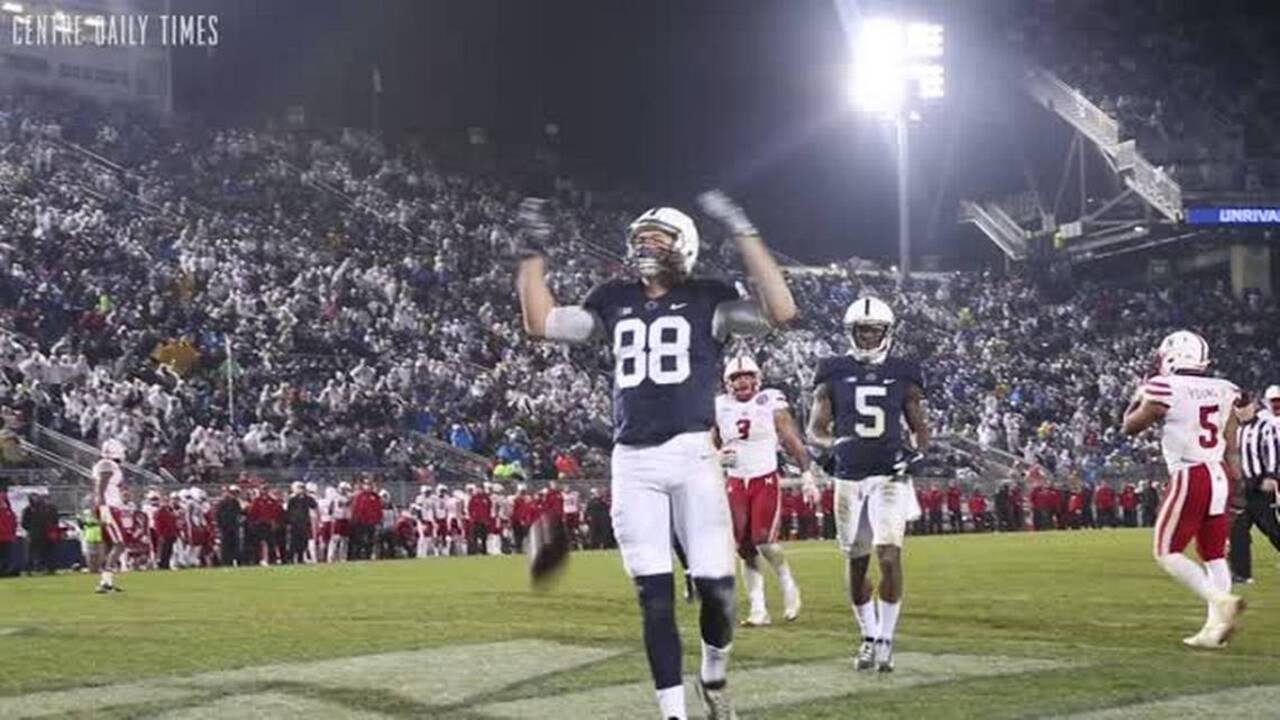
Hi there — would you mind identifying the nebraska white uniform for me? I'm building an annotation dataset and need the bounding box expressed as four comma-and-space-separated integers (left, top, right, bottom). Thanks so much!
331, 493, 352, 535
1142, 373, 1238, 558
715, 389, 785, 478
94, 459, 138, 545
716, 389, 787, 551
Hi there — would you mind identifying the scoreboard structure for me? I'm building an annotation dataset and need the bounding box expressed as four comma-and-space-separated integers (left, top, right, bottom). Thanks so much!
0, 0, 172, 114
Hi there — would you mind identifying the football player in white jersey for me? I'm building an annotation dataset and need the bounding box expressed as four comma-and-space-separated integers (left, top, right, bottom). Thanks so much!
714, 355, 812, 626
327, 482, 352, 563
92, 439, 131, 593
1123, 330, 1247, 647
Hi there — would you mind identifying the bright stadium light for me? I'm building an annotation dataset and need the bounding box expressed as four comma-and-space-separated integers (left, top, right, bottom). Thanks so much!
849, 20, 945, 116
848, 17, 945, 283
1, 3, 24, 14
84, 15, 104, 28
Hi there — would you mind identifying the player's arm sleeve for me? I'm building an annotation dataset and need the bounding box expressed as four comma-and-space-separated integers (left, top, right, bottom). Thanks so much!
543, 306, 602, 344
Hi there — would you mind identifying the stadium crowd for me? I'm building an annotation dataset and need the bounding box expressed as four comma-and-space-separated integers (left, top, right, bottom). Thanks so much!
1005, 0, 1280, 192
1, 84, 1280, 549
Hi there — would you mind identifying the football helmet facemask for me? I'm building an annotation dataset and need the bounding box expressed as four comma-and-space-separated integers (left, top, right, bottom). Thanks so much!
723, 355, 761, 402
627, 207, 699, 279
844, 296, 895, 365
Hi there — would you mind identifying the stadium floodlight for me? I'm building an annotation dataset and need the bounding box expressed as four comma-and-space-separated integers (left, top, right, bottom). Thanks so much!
84, 15, 104, 28
1, 3, 23, 14
849, 20, 945, 117
848, 17, 945, 282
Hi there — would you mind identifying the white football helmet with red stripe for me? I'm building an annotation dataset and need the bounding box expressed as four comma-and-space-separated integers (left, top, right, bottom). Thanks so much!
723, 355, 761, 402
1157, 330, 1210, 375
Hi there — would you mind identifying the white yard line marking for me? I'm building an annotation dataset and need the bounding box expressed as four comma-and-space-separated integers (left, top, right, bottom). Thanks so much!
0, 640, 621, 719
476, 652, 1072, 719
157, 692, 386, 720
1053, 685, 1280, 720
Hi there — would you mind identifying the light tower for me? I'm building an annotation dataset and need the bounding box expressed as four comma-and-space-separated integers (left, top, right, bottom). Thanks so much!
849, 19, 945, 282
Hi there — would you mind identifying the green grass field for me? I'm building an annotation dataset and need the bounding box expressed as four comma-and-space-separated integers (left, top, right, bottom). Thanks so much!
1, 528, 1277, 719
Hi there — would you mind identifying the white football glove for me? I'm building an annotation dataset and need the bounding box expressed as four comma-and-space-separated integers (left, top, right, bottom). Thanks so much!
801, 469, 816, 488
698, 189, 757, 236
718, 446, 738, 469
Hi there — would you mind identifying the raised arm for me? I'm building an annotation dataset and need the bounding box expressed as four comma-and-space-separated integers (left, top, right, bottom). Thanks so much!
516, 255, 556, 337
698, 190, 796, 325
512, 199, 600, 344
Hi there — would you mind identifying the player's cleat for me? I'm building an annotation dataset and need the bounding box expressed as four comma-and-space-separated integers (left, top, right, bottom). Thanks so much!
683, 572, 698, 604
875, 639, 895, 673
1182, 627, 1226, 649
111, 585, 124, 593
1232, 575, 1254, 585
95, 583, 111, 594
782, 582, 801, 622
740, 609, 771, 627
854, 638, 877, 671
1207, 594, 1247, 644
697, 680, 739, 720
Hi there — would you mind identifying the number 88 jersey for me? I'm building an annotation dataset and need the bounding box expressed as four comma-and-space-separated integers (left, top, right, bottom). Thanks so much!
814, 354, 925, 480
583, 277, 740, 446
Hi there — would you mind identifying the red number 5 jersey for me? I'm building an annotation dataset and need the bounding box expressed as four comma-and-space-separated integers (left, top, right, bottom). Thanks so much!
1141, 373, 1239, 470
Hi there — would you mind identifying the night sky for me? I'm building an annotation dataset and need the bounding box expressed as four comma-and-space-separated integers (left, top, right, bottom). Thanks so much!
172, 0, 1037, 266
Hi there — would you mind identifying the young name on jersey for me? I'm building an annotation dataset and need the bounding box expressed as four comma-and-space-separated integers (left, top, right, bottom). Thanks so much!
1141, 373, 1239, 469
715, 389, 787, 477
814, 355, 925, 480
583, 277, 740, 446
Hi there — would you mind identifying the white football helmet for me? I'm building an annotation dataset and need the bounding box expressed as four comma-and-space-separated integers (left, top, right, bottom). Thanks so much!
844, 296, 895, 365
724, 354, 761, 402
723, 355, 761, 384
290, 481, 305, 494
101, 438, 127, 461
305, 481, 319, 494
338, 481, 353, 493
627, 207, 699, 278
1157, 330, 1210, 375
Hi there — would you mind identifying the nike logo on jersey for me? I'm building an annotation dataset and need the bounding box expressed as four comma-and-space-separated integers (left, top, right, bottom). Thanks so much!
670, 303, 688, 310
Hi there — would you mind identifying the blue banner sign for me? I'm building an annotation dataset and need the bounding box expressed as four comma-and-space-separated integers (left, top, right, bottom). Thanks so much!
1185, 206, 1280, 224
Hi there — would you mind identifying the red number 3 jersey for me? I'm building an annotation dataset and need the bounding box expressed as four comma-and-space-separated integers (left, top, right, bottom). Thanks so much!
715, 389, 787, 477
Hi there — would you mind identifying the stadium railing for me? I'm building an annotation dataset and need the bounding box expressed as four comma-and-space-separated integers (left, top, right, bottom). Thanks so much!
31, 424, 172, 485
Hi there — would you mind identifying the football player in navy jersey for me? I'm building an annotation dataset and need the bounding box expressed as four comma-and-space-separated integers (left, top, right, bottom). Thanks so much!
806, 296, 929, 675
515, 191, 795, 720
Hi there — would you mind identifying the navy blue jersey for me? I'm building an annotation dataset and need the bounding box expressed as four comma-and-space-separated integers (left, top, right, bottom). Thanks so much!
813, 355, 925, 480
583, 277, 739, 446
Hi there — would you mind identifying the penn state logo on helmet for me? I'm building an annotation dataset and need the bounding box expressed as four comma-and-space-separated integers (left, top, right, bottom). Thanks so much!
843, 296, 895, 365
626, 207, 699, 279
1156, 330, 1210, 375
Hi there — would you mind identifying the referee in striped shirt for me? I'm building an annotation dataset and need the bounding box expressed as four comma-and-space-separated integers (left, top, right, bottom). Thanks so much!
1228, 395, 1280, 584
